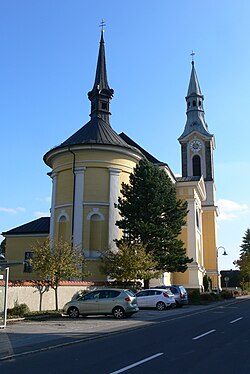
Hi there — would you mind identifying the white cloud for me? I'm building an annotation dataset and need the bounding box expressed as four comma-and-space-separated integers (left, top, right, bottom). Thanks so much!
217, 199, 249, 221
0, 207, 26, 215
34, 211, 50, 218
36, 196, 51, 203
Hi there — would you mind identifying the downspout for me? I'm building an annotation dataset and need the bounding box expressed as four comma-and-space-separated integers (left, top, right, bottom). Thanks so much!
68, 147, 76, 246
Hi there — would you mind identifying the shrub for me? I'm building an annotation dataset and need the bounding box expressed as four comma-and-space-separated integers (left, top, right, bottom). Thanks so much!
220, 290, 234, 300
188, 289, 201, 304
7, 301, 30, 317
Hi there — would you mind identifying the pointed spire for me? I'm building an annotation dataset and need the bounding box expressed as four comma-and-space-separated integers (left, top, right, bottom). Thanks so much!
88, 22, 114, 125
187, 60, 202, 97
178, 59, 212, 140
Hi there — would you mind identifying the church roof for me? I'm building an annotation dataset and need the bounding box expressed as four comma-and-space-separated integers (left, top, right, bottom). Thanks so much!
60, 117, 131, 148
44, 29, 139, 159
2, 217, 50, 236
176, 176, 201, 182
119, 132, 162, 164
179, 61, 213, 141
187, 61, 202, 97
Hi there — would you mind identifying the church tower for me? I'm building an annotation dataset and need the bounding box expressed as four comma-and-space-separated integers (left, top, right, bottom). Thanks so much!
43, 28, 142, 279
178, 60, 219, 290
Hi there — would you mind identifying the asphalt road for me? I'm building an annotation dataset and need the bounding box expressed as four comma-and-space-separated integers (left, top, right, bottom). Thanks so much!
0, 297, 249, 374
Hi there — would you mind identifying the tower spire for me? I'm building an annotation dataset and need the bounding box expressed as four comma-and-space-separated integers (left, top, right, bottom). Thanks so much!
179, 58, 212, 140
88, 21, 114, 125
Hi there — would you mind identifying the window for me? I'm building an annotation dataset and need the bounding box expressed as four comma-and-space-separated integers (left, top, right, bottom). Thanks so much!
23, 251, 34, 273
193, 100, 196, 106
193, 155, 201, 177
188, 102, 191, 107
101, 102, 108, 110
58, 215, 67, 241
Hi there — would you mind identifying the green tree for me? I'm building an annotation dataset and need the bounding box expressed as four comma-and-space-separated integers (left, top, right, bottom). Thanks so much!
31, 239, 89, 310
239, 228, 250, 259
115, 159, 192, 280
100, 242, 160, 286
234, 229, 250, 289
235, 253, 250, 289
0, 238, 6, 256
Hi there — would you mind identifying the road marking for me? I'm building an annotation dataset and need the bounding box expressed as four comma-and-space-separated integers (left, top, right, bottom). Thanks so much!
110, 352, 164, 374
192, 329, 216, 340
230, 317, 243, 324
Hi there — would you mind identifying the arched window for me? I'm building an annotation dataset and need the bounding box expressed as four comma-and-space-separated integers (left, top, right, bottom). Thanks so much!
58, 215, 67, 241
193, 100, 196, 106
193, 155, 201, 177
89, 214, 102, 257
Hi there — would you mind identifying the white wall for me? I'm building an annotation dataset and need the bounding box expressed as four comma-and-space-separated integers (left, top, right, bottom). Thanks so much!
7, 285, 93, 312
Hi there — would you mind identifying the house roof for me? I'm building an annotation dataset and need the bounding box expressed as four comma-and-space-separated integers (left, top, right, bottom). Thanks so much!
2, 217, 50, 236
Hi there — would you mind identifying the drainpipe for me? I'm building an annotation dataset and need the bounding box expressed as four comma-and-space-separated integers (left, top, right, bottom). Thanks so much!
68, 147, 76, 246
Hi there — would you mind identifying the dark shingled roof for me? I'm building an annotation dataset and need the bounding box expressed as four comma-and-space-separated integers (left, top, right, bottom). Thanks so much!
59, 117, 131, 148
176, 176, 201, 182
119, 132, 162, 164
2, 217, 50, 236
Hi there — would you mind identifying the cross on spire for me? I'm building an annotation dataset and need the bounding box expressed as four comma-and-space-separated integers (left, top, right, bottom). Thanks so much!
99, 19, 106, 32
191, 50, 195, 65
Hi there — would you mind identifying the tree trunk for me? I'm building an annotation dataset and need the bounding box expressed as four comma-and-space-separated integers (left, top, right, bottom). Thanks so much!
55, 287, 58, 311
144, 279, 149, 289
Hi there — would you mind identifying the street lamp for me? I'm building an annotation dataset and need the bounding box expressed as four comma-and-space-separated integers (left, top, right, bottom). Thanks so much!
0, 255, 24, 328
217, 246, 228, 292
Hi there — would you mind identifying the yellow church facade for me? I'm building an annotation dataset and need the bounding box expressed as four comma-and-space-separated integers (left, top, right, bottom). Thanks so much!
2, 30, 219, 291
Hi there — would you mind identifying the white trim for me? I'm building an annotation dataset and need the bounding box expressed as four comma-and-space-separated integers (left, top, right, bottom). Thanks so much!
45, 144, 142, 166
87, 208, 104, 221
57, 210, 70, 222
73, 167, 85, 246
55, 203, 72, 209
49, 172, 57, 244
83, 202, 109, 206
108, 168, 120, 251
3, 234, 49, 238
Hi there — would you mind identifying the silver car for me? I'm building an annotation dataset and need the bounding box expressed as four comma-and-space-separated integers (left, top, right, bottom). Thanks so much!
62, 288, 139, 319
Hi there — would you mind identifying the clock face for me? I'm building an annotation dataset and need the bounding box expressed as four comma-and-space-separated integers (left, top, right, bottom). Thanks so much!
190, 140, 202, 153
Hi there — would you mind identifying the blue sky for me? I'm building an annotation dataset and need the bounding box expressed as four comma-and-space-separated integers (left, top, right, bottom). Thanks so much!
0, 0, 249, 270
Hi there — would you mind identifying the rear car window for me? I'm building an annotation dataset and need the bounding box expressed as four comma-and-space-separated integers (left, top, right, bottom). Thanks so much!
179, 286, 187, 294
126, 290, 135, 297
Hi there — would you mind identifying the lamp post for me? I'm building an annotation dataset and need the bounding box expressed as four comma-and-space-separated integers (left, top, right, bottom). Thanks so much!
0, 254, 24, 328
217, 246, 228, 292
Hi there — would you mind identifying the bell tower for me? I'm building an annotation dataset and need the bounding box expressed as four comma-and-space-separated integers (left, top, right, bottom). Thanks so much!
178, 59, 215, 185
178, 58, 219, 290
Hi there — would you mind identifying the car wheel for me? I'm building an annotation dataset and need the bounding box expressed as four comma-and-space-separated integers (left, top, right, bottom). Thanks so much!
113, 306, 125, 319
156, 301, 165, 311
68, 306, 80, 318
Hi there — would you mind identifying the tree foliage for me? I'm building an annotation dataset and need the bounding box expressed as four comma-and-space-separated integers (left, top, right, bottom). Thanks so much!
100, 242, 160, 284
235, 229, 250, 288
239, 228, 250, 259
0, 238, 6, 256
31, 239, 89, 310
115, 159, 192, 273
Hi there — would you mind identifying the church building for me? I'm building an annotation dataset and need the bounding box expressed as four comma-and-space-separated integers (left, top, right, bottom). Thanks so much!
2, 29, 219, 291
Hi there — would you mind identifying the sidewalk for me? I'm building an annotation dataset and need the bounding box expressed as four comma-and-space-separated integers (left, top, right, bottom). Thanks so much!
0, 298, 246, 361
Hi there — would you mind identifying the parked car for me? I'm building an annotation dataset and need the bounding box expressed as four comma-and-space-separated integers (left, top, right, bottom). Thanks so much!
135, 288, 176, 311
62, 288, 139, 319
154, 285, 188, 307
